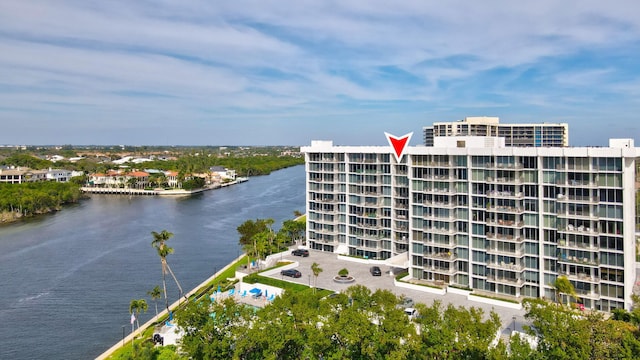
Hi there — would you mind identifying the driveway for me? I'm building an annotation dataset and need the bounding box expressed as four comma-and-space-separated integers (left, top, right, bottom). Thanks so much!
267, 248, 527, 332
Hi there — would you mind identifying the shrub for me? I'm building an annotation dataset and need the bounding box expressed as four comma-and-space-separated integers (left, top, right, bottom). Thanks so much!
338, 268, 349, 277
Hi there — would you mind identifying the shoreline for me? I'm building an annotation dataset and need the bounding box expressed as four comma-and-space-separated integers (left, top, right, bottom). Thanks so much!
81, 177, 248, 196
0, 178, 249, 226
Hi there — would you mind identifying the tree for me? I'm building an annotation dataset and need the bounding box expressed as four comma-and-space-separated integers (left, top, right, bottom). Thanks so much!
237, 218, 275, 269
147, 285, 162, 321
126, 177, 137, 189
129, 298, 148, 332
278, 219, 306, 246
553, 275, 578, 306
151, 230, 183, 311
177, 297, 254, 359
311, 262, 323, 292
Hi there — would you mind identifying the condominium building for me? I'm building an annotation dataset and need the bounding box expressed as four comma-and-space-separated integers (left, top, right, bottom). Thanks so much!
301, 137, 637, 311
423, 116, 569, 147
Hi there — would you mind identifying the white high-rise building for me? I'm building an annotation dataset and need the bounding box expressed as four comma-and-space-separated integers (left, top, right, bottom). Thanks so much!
301, 137, 637, 311
423, 116, 569, 147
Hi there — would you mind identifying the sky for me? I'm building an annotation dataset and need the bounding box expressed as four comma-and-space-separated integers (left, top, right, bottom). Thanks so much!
1, 1, 639, 146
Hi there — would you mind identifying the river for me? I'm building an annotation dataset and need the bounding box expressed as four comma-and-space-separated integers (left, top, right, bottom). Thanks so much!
0, 165, 305, 360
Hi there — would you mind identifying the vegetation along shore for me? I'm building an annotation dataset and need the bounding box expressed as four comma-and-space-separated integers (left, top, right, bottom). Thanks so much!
0, 145, 304, 224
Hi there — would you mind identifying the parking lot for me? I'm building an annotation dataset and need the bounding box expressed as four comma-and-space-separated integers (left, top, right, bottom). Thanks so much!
267, 248, 527, 332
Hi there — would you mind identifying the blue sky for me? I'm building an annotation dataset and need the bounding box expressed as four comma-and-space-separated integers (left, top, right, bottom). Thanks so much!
0, 1, 639, 146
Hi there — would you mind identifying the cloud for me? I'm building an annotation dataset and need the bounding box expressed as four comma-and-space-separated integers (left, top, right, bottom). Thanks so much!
0, 0, 639, 145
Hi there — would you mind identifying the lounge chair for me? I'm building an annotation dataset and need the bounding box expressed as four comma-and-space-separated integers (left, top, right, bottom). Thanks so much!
240, 290, 247, 298
267, 294, 275, 302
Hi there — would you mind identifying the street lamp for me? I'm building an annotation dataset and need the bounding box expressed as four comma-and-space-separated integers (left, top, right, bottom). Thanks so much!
512, 316, 517, 333
308, 274, 312, 288
122, 325, 126, 346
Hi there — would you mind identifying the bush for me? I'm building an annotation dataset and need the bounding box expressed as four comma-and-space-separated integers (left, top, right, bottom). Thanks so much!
338, 268, 349, 277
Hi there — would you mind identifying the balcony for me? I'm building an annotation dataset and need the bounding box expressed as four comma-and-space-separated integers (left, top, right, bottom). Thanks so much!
557, 240, 598, 251
556, 195, 598, 204
557, 254, 599, 267
560, 272, 600, 284
486, 232, 523, 243
427, 214, 455, 222
486, 190, 524, 199
563, 180, 598, 188
557, 225, 599, 235
429, 265, 457, 275
575, 289, 600, 300
425, 238, 456, 247
486, 219, 525, 228
487, 261, 525, 272
484, 163, 523, 170
557, 211, 598, 220
486, 275, 524, 286
424, 252, 457, 262
486, 246, 524, 257
430, 227, 456, 235
428, 188, 455, 195
493, 177, 524, 184
486, 205, 524, 214
423, 201, 457, 209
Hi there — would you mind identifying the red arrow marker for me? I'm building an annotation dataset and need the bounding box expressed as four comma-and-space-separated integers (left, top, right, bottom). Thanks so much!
385, 132, 413, 162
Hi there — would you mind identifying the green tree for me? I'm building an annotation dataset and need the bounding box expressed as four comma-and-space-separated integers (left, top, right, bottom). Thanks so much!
151, 230, 183, 311
278, 219, 306, 246
147, 285, 163, 321
413, 299, 501, 358
523, 298, 591, 359
310, 262, 323, 292
553, 275, 578, 306
129, 298, 148, 332
237, 218, 275, 268
177, 297, 254, 359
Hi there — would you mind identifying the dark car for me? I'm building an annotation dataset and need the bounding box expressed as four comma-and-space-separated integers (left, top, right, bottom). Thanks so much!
292, 249, 310, 257
281, 269, 302, 278
370, 266, 382, 276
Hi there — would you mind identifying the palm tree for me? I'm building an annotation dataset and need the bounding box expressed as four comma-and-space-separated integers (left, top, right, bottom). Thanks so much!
151, 230, 184, 311
129, 298, 148, 332
311, 262, 323, 293
553, 275, 578, 306
147, 285, 162, 321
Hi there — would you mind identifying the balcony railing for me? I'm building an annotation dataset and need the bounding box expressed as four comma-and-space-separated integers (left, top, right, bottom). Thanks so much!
557, 254, 599, 266
424, 252, 457, 261
487, 262, 525, 272
486, 232, 523, 242
486, 275, 524, 286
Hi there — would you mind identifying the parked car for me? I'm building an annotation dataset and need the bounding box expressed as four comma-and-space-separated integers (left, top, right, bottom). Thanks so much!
292, 249, 309, 257
281, 269, 302, 278
398, 297, 415, 309
404, 307, 418, 320
369, 266, 382, 276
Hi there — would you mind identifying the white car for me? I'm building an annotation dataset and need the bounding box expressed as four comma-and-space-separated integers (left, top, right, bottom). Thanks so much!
404, 307, 418, 320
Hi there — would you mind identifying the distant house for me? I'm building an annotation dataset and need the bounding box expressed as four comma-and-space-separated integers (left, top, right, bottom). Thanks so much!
47, 155, 65, 162
209, 166, 236, 181
0, 167, 48, 184
46, 168, 74, 182
164, 171, 180, 188
126, 171, 150, 188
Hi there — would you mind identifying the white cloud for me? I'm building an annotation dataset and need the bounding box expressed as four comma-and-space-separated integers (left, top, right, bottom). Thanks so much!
0, 0, 639, 144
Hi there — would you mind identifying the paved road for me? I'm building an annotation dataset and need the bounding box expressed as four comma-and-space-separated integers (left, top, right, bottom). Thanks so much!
268, 248, 527, 333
